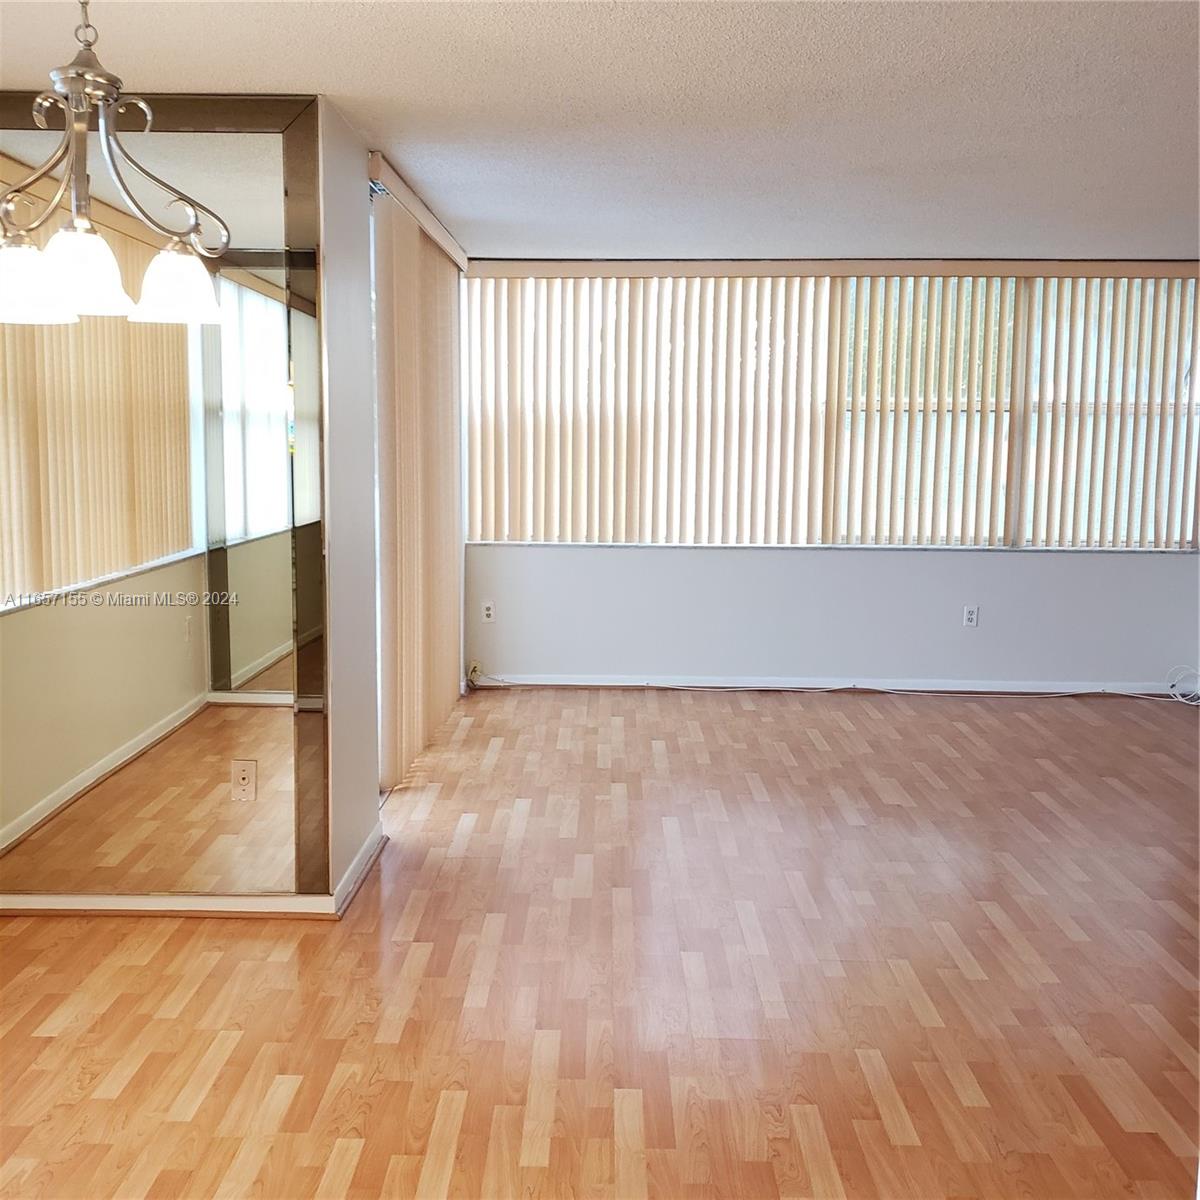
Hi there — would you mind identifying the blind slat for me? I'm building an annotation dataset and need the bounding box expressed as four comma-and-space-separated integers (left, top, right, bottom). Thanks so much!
1077, 278, 1097, 546
1138, 280, 1164, 547
1153, 280, 1180, 548
1165, 282, 1190, 546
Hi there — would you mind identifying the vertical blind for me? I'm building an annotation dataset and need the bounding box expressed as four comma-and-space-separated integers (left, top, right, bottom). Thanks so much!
0, 222, 192, 600
1016, 277, 1199, 549
374, 190, 463, 788
464, 273, 1198, 549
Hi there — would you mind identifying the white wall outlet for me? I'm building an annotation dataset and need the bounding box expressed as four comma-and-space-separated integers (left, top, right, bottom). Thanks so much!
231, 759, 257, 802
963, 604, 980, 629
481, 600, 496, 623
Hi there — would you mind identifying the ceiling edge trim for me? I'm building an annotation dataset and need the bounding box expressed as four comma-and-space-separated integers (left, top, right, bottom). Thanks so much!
467, 259, 1200, 280
368, 151, 467, 271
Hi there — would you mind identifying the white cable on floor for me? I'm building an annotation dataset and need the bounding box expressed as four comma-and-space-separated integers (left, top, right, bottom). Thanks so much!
474, 672, 1200, 704
1165, 664, 1200, 706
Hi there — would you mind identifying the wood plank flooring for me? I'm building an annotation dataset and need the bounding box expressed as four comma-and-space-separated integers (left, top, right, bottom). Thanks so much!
1, 687, 1196, 1198
0, 705, 295, 894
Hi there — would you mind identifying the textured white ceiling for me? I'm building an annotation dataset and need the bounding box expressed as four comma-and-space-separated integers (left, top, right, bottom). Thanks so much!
1, 1, 1196, 260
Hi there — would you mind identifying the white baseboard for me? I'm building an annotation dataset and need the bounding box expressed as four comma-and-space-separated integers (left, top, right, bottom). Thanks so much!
231, 640, 293, 689
473, 673, 1166, 696
0, 891, 340, 917
298, 625, 323, 648
0, 825, 387, 920
0, 693, 208, 852
207, 691, 293, 707
332, 823, 386, 914
0, 824, 388, 920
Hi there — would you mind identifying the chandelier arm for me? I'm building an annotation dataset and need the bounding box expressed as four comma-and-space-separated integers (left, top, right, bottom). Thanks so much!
32, 91, 70, 132
0, 122, 74, 238
97, 100, 231, 258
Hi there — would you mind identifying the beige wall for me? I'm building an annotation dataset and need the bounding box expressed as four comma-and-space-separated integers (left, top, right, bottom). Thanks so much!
227, 531, 293, 687
0, 554, 209, 846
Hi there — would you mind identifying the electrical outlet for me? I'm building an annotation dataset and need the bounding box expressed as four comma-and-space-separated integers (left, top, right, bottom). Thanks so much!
231, 759, 257, 802
963, 604, 980, 629
481, 600, 496, 623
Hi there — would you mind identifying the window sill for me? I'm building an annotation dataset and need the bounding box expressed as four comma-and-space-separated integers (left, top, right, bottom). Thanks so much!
219, 527, 293, 551
465, 540, 1199, 554
1, 548, 206, 616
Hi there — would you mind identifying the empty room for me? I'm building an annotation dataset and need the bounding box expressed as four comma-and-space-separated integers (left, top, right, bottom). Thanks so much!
0, 2, 1196, 1198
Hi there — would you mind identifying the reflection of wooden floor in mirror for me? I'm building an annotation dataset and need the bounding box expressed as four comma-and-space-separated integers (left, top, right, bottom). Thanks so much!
234, 637, 324, 695
237, 650, 294, 692
296, 634, 324, 696
0, 705, 295, 894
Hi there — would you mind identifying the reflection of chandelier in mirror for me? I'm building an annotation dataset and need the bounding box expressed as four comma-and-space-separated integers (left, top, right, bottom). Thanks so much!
0, 0, 228, 325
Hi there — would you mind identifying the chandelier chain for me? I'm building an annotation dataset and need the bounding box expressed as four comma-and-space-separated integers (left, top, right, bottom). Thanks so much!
74, 0, 98, 48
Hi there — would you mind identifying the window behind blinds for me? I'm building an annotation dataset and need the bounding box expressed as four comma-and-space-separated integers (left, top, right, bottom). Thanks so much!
824, 275, 1018, 547
216, 278, 292, 543
1014, 277, 1198, 549
464, 272, 1198, 550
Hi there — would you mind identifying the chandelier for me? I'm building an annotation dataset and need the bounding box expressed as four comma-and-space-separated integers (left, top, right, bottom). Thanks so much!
0, 0, 229, 325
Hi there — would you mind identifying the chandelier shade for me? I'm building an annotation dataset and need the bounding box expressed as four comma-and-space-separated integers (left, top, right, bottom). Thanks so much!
0, 0, 230, 325
42, 225, 134, 316
130, 242, 222, 324
0, 239, 79, 324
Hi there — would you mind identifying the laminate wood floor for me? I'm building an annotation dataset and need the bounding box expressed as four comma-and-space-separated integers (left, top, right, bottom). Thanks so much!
0, 705, 295, 895
0, 688, 1196, 1198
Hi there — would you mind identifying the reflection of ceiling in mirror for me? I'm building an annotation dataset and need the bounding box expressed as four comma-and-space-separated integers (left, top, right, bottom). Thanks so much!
0, 130, 284, 250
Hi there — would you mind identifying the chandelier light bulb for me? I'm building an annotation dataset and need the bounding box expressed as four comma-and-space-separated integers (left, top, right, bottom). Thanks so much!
130, 241, 222, 325
0, 238, 79, 324
42, 225, 134, 317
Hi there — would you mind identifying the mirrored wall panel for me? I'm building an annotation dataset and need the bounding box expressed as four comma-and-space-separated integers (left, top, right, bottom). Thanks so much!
0, 97, 328, 897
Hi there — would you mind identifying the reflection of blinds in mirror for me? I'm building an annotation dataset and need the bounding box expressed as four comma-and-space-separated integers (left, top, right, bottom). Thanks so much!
217, 278, 292, 543
0, 224, 192, 599
464, 273, 1199, 549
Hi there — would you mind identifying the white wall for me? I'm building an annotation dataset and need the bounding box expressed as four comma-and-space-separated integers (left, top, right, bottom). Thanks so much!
466, 544, 1200, 692
0, 554, 209, 847
318, 99, 383, 889
227, 531, 292, 687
